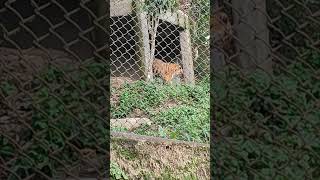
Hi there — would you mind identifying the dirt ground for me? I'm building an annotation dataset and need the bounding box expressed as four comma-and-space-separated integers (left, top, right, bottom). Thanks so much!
110, 78, 210, 179
111, 132, 210, 179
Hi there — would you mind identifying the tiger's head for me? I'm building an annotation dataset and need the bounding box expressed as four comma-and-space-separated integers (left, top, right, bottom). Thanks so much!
212, 11, 232, 49
163, 64, 183, 83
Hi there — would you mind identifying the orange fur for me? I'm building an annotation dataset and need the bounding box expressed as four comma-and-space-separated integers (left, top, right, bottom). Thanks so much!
152, 58, 183, 83
212, 11, 233, 50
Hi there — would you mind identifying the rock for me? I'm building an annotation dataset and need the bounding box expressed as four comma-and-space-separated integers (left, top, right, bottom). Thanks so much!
111, 118, 152, 131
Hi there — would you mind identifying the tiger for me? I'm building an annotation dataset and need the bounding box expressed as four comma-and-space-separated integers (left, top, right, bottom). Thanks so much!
152, 58, 183, 84
211, 11, 233, 51
211, 11, 234, 71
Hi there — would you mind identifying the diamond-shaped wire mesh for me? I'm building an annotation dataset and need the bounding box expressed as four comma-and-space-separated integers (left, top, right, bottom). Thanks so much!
212, 0, 320, 179
1, 0, 319, 179
0, 0, 109, 179
0, 0, 210, 178
109, 1, 210, 177
109, 0, 210, 141
110, 0, 209, 81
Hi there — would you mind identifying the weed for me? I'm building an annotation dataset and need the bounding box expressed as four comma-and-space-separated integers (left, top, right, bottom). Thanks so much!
111, 77, 210, 143
110, 162, 128, 180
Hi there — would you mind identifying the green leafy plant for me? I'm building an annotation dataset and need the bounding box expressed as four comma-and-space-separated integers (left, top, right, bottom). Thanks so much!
0, 62, 108, 179
135, 0, 179, 81
0, 81, 17, 96
110, 162, 128, 180
111, 76, 210, 143
212, 50, 320, 179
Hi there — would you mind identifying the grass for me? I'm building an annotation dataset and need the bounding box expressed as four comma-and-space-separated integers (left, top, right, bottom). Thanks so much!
111, 76, 210, 143
0, 62, 109, 179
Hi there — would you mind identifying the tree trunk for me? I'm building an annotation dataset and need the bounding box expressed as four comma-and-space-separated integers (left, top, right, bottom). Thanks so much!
232, 0, 272, 74
146, 17, 159, 82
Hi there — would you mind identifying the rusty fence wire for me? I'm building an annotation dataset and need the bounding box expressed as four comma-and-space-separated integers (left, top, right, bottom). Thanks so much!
212, 0, 320, 179
0, 0, 109, 179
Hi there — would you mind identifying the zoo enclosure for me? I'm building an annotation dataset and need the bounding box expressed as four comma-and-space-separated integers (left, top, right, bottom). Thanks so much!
0, 0, 108, 179
0, 0, 210, 179
0, 0, 319, 179
212, 0, 320, 179
110, 0, 210, 83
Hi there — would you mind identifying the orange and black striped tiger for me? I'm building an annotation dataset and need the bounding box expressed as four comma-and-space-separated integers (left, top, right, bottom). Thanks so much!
212, 11, 233, 51
152, 58, 183, 84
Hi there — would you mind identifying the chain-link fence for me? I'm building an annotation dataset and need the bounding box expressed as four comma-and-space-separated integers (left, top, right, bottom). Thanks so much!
110, 0, 209, 82
212, 0, 320, 179
0, 0, 210, 179
1, 0, 319, 179
0, 0, 109, 179
110, 0, 210, 144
